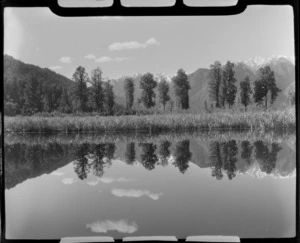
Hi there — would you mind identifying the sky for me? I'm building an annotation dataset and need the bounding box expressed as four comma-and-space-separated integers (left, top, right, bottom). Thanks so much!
4, 5, 295, 80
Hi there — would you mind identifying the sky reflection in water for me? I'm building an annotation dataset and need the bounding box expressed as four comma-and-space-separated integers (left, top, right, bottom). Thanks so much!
4, 133, 296, 239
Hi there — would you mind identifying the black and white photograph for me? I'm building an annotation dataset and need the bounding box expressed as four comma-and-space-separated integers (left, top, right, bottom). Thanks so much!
2, 0, 297, 241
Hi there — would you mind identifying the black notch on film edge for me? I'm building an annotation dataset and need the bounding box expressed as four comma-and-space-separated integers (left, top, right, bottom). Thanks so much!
1, 0, 297, 16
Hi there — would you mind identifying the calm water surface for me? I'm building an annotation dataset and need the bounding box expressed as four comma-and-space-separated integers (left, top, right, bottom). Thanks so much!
4, 133, 296, 239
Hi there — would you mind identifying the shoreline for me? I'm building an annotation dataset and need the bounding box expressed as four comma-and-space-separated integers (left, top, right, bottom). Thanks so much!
4, 109, 295, 134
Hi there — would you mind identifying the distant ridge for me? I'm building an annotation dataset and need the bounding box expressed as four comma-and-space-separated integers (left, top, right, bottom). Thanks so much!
4, 54, 74, 87
4, 55, 295, 112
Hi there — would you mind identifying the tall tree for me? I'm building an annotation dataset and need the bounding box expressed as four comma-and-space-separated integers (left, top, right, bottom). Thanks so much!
240, 76, 252, 111
288, 85, 295, 106
89, 67, 104, 113
157, 77, 170, 111
222, 61, 237, 108
140, 73, 157, 109
43, 92, 52, 113
72, 66, 89, 113
103, 81, 115, 115
204, 100, 209, 112
24, 77, 42, 115
253, 66, 281, 109
208, 61, 222, 108
59, 87, 72, 113
172, 69, 190, 110
18, 80, 27, 115
10, 77, 21, 110
253, 78, 268, 108
266, 67, 281, 106
124, 77, 135, 111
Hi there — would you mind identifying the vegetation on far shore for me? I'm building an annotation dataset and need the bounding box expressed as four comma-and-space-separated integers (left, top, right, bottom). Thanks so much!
4, 56, 296, 135
4, 108, 295, 134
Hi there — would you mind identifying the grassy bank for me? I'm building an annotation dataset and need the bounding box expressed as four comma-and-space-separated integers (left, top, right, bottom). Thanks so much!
4, 108, 295, 134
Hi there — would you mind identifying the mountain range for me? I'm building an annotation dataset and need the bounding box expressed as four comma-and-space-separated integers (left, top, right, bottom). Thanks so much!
4, 55, 295, 112
111, 55, 295, 111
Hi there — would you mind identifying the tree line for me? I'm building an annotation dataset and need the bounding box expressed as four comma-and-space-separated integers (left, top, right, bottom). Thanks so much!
4, 61, 285, 116
125, 69, 190, 112
4, 65, 191, 116
208, 61, 281, 111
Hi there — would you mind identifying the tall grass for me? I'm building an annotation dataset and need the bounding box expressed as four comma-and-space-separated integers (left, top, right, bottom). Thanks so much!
4, 108, 296, 134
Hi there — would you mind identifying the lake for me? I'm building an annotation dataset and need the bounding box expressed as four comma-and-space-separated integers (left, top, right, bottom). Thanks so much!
4, 132, 296, 240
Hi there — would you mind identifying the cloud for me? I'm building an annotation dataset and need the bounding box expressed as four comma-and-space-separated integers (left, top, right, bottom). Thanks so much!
4, 8, 24, 59
96, 56, 113, 63
145, 38, 160, 45
59, 56, 73, 63
111, 189, 163, 200
96, 56, 132, 63
109, 38, 160, 51
49, 66, 62, 70
51, 171, 64, 176
62, 178, 75, 185
84, 54, 97, 60
86, 219, 138, 233
98, 177, 134, 183
87, 181, 99, 186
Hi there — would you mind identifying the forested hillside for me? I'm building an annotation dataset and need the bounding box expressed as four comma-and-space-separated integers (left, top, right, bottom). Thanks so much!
4, 55, 75, 115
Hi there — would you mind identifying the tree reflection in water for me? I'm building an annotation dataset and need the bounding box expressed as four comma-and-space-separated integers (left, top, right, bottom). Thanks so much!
104, 143, 116, 163
173, 140, 192, 174
210, 141, 224, 180
158, 141, 171, 167
73, 144, 90, 180
125, 143, 136, 165
73, 143, 115, 180
5, 136, 286, 188
210, 140, 238, 180
241, 141, 253, 165
223, 140, 238, 180
90, 144, 107, 178
254, 141, 282, 174
209, 139, 282, 180
139, 143, 158, 170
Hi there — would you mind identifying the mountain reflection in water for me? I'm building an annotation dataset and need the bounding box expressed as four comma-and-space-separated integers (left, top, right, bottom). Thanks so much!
4, 132, 296, 239
5, 132, 296, 189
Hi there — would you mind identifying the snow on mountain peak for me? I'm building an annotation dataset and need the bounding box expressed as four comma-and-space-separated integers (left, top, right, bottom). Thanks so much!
154, 73, 174, 83
245, 56, 266, 67
242, 55, 294, 72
